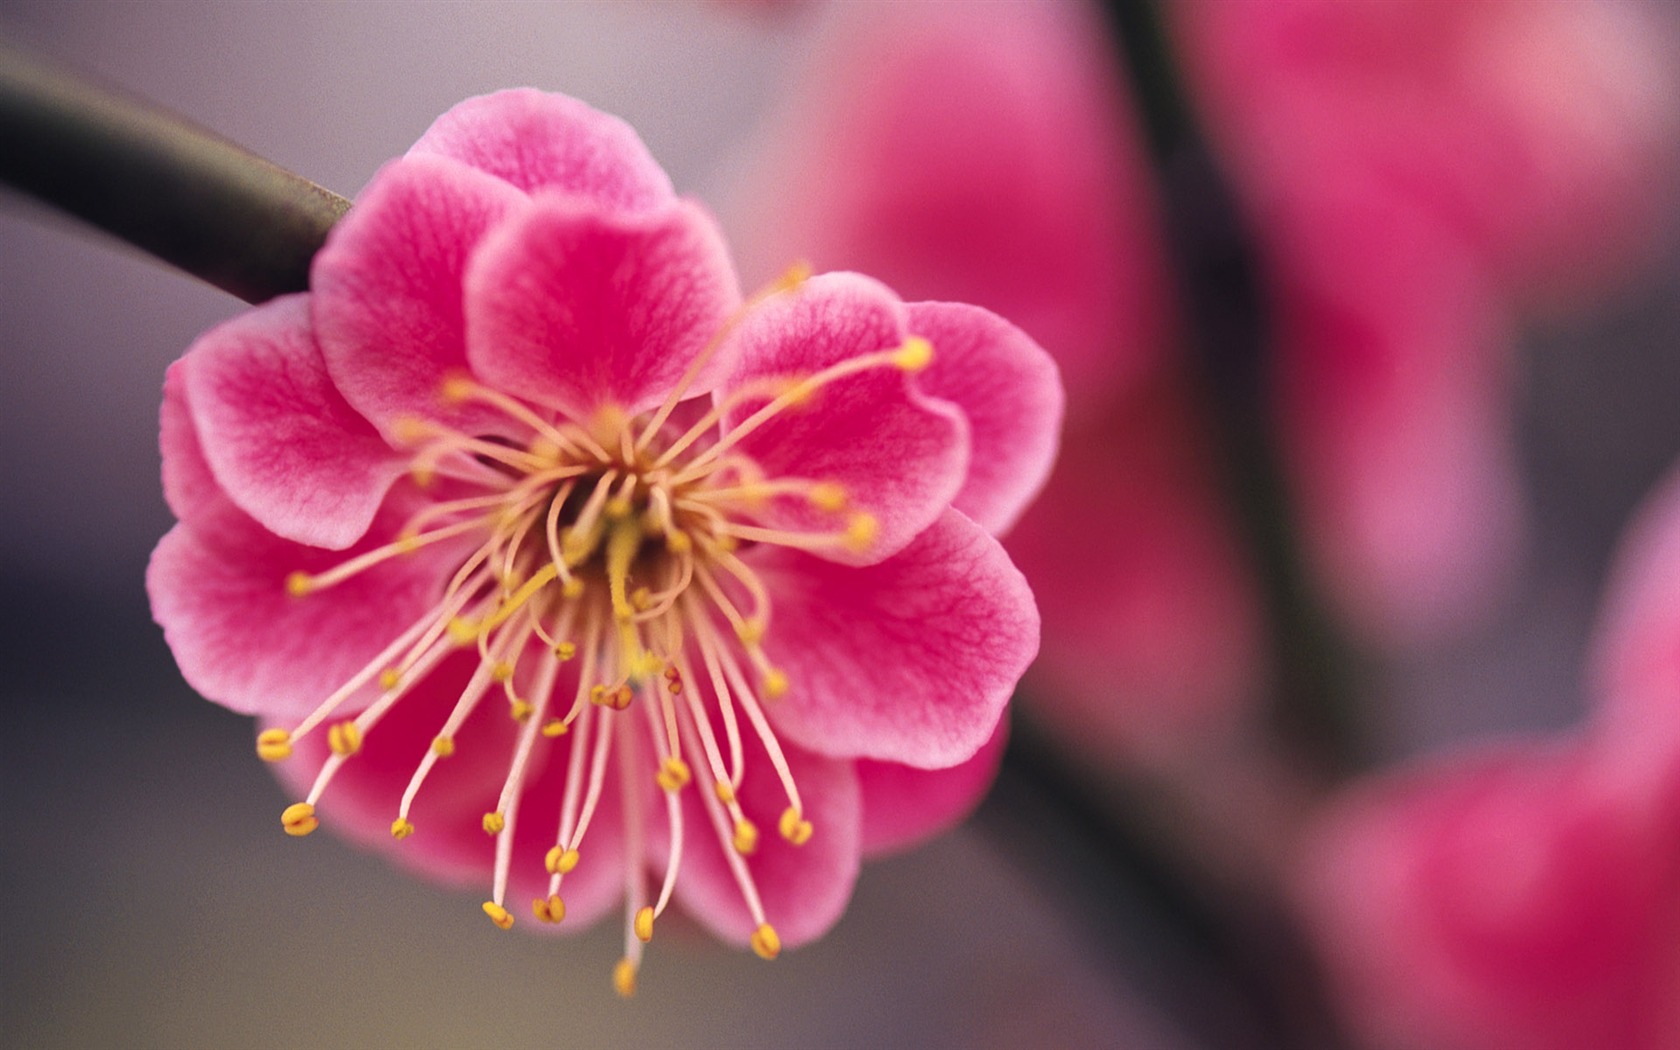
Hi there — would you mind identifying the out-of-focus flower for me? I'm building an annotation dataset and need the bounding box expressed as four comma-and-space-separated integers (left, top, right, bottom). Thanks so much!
147, 89, 1059, 991
1294, 467, 1680, 1050
730, 0, 1677, 754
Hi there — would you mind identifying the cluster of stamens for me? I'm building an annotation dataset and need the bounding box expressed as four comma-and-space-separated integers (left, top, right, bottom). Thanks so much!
256, 277, 934, 994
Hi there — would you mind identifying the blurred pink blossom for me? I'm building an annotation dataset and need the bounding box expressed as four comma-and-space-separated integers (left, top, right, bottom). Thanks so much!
730, 0, 1677, 755
1295, 467, 1680, 1050
148, 89, 1058, 989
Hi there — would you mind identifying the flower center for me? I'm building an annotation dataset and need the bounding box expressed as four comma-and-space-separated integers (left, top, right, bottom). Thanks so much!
255, 277, 934, 993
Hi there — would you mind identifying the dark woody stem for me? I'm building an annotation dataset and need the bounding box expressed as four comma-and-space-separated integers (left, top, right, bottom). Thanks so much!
0, 40, 348, 304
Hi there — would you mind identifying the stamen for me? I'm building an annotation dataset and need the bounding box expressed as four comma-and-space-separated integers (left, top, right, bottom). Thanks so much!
482, 901, 515, 930
256, 728, 292, 762
281, 802, 318, 837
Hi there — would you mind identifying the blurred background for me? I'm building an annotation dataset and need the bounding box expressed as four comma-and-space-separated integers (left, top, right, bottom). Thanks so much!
2, 2, 1679, 1048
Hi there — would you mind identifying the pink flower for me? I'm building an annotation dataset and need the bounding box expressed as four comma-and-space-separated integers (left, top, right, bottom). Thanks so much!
1294, 467, 1680, 1050
146, 89, 1059, 991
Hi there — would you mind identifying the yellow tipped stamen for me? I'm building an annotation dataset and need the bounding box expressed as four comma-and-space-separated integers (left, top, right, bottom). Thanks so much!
482, 901, 514, 930
655, 757, 691, 793
733, 818, 759, 856
715, 780, 736, 804
483, 811, 506, 835
546, 847, 581, 875
613, 958, 637, 999
779, 806, 813, 846
281, 802, 318, 837
509, 699, 535, 722
447, 617, 479, 646
634, 905, 655, 943
554, 641, 577, 661
491, 662, 515, 683
285, 572, 314, 598
762, 668, 790, 700
750, 923, 782, 961
844, 513, 878, 553
562, 577, 586, 599
533, 894, 566, 923
439, 372, 477, 404
390, 819, 415, 840
327, 720, 362, 756
432, 735, 456, 757
541, 718, 569, 738
736, 618, 765, 646
379, 668, 402, 690
892, 335, 934, 371
808, 481, 847, 512
256, 728, 292, 762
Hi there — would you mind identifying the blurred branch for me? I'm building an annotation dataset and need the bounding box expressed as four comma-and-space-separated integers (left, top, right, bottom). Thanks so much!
1095, 0, 1365, 775
0, 40, 348, 304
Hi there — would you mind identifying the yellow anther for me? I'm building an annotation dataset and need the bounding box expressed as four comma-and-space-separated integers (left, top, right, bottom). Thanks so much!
284, 572, 315, 598
715, 780, 736, 804
554, 641, 577, 661
509, 699, 535, 722
750, 923, 782, 961
256, 728, 292, 762
892, 335, 934, 372
533, 894, 566, 923
611, 684, 634, 710
410, 465, 435, 489
613, 958, 638, 999
774, 259, 813, 292
667, 677, 683, 696
379, 667, 402, 691
562, 577, 585, 599
735, 618, 766, 646
482, 901, 514, 930
844, 513, 879, 553
655, 757, 692, 793
528, 436, 560, 462
447, 617, 479, 646
390, 415, 430, 444
393, 534, 422, 555
634, 905, 655, 943
590, 684, 609, 706
390, 819, 415, 840
281, 802, 318, 837
491, 661, 516, 683
482, 811, 506, 835
762, 668, 790, 700
665, 530, 693, 555
808, 481, 848, 512
605, 496, 633, 519
733, 818, 759, 856
546, 846, 581, 875
779, 806, 813, 846
439, 372, 477, 404
327, 720, 362, 756
630, 586, 652, 611
541, 718, 569, 738
432, 735, 456, 757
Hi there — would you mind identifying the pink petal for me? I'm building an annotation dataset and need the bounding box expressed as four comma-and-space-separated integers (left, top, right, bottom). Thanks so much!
857, 718, 1007, 857
754, 509, 1036, 768
273, 652, 628, 930
907, 301, 1063, 537
660, 723, 861, 951
158, 359, 224, 528
181, 294, 407, 550
311, 153, 527, 439
715, 273, 968, 565
147, 487, 468, 721
463, 195, 742, 421
409, 88, 675, 211
1295, 744, 1667, 1050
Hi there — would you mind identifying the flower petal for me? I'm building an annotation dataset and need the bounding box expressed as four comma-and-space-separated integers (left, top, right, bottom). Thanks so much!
272, 653, 628, 931
409, 88, 674, 210
857, 718, 1008, 858
147, 487, 466, 721
660, 727, 861, 951
180, 294, 407, 550
159, 359, 224, 528
715, 273, 968, 565
311, 153, 527, 439
755, 509, 1037, 768
463, 196, 742, 421
907, 301, 1063, 537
